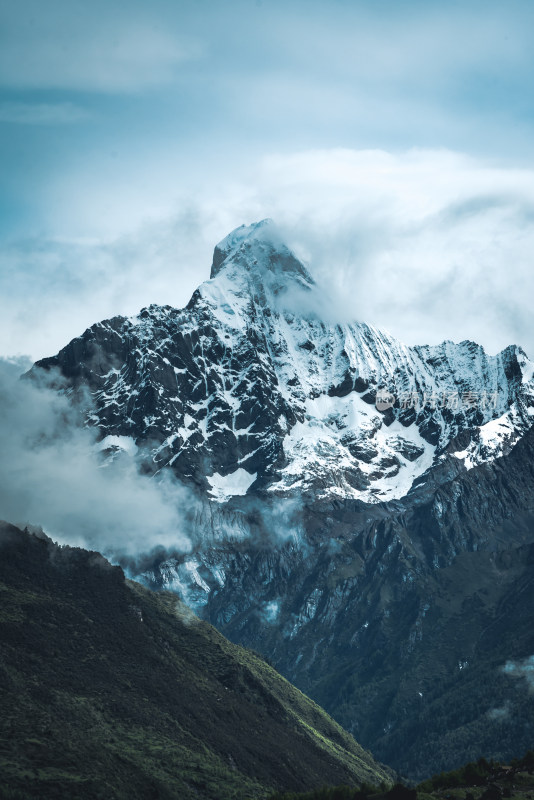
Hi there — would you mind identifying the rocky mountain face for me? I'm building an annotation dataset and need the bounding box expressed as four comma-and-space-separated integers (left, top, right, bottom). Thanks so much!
32, 221, 534, 779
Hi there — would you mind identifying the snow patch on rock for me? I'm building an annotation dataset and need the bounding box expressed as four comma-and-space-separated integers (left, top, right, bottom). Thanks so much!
207, 468, 257, 502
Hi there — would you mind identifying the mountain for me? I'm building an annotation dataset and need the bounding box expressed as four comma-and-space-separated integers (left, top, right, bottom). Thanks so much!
34, 219, 534, 504
29, 220, 534, 779
0, 522, 390, 799
143, 423, 534, 781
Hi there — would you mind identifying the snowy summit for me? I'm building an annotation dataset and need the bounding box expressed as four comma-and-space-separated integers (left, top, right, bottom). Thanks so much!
35, 221, 534, 504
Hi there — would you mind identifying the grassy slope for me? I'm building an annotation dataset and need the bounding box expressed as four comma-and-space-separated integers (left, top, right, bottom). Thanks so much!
0, 522, 390, 799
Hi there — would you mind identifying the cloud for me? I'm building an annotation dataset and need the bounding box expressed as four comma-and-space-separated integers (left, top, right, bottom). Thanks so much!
0, 1, 202, 93
0, 209, 219, 360
502, 655, 534, 692
262, 601, 281, 624
0, 103, 93, 125
257, 148, 534, 357
487, 701, 512, 721
0, 357, 306, 581
3, 147, 534, 364
0, 358, 191, 559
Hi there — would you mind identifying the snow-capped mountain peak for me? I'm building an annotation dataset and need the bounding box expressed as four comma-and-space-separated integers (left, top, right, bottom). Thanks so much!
209, 219, 314, 291
34, 221, 534, 504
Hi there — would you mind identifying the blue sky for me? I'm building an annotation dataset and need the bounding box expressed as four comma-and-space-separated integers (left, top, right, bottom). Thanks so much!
1, 0, 534, 359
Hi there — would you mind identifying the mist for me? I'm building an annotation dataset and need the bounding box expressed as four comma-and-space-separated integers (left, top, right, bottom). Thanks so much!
502, 655, 534, 693
0, 358, 191, 560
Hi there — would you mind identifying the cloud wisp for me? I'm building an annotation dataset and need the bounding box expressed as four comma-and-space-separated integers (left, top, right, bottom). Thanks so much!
502, 655, 534, 693
0, 358, 191, 560
0, 102, 93, 126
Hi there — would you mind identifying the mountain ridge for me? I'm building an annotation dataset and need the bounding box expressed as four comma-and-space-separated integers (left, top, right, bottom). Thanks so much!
32, 221, 534, 504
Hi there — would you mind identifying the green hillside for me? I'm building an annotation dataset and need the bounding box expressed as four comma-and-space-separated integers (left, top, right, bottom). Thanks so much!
0, 522, 390, 799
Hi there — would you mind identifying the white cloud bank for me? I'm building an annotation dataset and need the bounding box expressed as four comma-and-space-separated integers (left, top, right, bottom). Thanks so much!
2, 147, 534, 362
